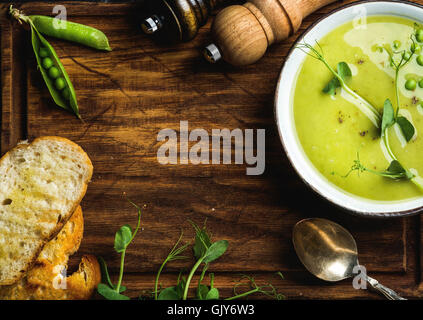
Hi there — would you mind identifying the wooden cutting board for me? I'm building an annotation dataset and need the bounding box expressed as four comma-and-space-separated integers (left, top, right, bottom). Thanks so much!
1, 0, 423, 299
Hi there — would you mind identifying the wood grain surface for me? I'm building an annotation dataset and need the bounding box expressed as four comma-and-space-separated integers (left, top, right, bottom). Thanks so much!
1, 0, 423, 299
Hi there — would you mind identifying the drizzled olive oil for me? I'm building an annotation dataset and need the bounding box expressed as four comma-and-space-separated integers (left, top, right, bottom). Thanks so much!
294, 16, 423, 201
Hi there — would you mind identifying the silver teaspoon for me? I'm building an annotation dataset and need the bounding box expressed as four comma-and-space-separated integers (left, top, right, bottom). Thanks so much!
292, 218, 406, 300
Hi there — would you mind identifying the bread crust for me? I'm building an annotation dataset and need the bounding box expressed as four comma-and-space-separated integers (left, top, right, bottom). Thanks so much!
0, 206, 101, 300
0, 136, 93, 285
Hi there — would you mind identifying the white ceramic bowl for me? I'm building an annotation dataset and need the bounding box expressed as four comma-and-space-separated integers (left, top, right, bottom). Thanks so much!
275, 0, 423, 217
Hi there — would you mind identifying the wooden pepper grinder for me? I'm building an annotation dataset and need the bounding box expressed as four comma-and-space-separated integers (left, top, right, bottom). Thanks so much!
141, 0, 229, 42
204, 0, 338, 66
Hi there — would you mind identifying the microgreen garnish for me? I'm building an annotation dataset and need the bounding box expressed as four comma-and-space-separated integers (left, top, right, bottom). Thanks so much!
182, 220, 228, 300
153, 221, 284, 300
344, 152, 414, 180
226, 273, 285, 300
377, 39, 417, 141
322, 62, 352, 94
97, 198, 143, 300
98, 217, 285, 300
396, 116, 415, 141
322, 77, 340, 95
154, 231, 190, 300
342, 101, 417, 185
296, 42, 381, 127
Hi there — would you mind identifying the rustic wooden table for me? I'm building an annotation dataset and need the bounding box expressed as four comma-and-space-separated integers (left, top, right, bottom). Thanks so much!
1, 0, 423, 299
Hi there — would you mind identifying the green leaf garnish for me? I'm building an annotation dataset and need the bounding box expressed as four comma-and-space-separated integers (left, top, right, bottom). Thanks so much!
114, 224, 133, 253
381, 99, 395, 136
97, 198, 143, 300
322, 77, 341, 95
206, 288, 219, 300
197, 284, 210, 300
396, 116, 415, 142
337, 62, 352, 80
97, 283, 130, 300
152, 221, 284, 301
182, 221, 229, 300
343, 152, 414, 180
387, 160, 414, 179
158, 287, 180, 300
203, 240, 229, 264
322, 62, 351, 94
191, 220, 212, 260
175, 275, 187, 299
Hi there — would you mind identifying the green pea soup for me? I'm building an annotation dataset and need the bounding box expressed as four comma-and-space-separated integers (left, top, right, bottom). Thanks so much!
294, 16, 423, 201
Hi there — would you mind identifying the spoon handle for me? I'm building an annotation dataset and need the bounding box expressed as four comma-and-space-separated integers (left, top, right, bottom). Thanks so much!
366, 276, 406, 300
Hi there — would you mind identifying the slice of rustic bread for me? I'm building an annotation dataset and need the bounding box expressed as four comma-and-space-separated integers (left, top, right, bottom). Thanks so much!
0, 206, 101, 300
0, 137, 93, 285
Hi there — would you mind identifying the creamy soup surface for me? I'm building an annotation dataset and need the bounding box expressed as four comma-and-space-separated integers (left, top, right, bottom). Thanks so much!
294, 16, 423, 201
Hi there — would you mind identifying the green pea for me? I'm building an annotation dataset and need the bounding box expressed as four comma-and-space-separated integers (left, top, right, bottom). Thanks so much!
55, 77, 66, 90
405, 79, 417, 91
403, 52, 412, 60
48, 66, 60, 79
39, 47, 49, 58
417, 55, 423, 66
393, 40, 401, 49
419, 79, 423, 88
42, 57, 53, 69
416, 29, 423, 43
411, 43, 421, 53
62, 87, 70, 100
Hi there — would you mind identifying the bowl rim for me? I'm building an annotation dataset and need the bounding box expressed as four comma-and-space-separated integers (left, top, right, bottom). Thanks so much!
274, 0, 423, 218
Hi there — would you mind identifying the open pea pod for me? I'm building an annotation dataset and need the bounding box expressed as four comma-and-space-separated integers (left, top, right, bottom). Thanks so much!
30, 23, 80, 118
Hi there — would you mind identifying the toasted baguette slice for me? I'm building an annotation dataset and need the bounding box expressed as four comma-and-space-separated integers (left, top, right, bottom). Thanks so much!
0, 137, 93, 285
0, 206, 101, 300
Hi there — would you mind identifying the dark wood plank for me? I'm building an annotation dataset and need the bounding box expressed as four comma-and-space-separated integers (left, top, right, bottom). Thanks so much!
1, 1, 422, 299
112, 272, 422, 300
0, 10, 27, 154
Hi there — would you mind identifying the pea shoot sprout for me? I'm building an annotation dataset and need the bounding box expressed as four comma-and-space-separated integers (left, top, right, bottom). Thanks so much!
296, 42, 381, 127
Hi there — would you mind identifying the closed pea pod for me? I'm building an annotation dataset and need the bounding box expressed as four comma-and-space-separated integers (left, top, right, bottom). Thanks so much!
29, 15, 112, 51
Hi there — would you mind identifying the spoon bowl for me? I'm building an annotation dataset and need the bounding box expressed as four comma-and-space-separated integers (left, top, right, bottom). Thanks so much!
293, 218, 406, 299
293, 218, 358, 282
